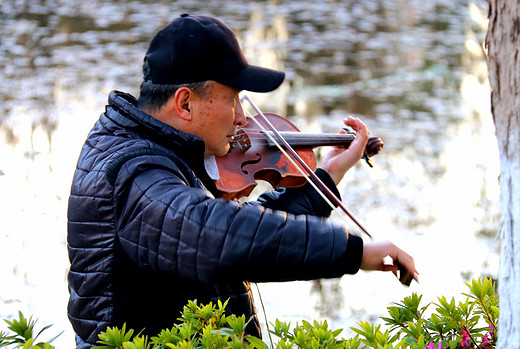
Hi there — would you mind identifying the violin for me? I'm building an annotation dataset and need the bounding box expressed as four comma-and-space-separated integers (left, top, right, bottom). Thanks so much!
214, 112, 384, 200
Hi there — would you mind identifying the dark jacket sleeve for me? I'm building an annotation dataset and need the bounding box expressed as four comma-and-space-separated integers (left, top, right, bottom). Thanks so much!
112, 154, 363, 285
255, 168, 341, 217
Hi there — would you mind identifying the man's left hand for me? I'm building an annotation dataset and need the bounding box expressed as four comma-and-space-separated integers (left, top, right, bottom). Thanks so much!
321, 116, 370, 185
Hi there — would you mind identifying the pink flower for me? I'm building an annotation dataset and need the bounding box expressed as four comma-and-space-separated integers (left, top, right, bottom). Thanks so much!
426, 342, 442, 349
481, 330, 495, 348
460, 330, 471, 348
488, 325, 495, 341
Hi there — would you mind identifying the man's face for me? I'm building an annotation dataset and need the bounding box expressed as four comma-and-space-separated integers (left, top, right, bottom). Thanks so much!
190, 82, 246, 156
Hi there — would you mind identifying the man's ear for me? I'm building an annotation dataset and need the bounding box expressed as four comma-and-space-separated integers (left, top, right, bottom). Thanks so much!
173, 87, 193, 121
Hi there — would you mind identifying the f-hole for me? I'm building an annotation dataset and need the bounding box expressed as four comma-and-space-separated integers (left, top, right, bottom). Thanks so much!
240, 153, 262, 174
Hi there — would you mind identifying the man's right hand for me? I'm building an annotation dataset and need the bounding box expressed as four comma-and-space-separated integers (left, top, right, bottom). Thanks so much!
360, 240, 419, 285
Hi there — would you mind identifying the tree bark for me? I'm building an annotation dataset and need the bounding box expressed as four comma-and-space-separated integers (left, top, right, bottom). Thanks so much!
486, 0, 520, 346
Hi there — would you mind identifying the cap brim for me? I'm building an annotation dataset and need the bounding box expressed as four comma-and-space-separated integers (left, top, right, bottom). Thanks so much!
215, 65, 285, 93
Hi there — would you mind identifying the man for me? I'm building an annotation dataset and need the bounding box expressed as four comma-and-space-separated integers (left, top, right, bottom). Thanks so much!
67, 14, 418, 348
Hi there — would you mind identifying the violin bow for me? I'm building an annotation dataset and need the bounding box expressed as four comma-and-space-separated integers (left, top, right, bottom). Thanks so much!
241, 94, 416, 286
240, 94, 373, 239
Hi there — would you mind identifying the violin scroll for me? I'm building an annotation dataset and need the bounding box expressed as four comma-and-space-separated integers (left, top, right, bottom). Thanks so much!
362, 137, 384, 167
366, 137, 384, 157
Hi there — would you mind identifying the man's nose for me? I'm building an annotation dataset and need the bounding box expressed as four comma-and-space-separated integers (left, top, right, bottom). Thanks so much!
235, 100, 246, 127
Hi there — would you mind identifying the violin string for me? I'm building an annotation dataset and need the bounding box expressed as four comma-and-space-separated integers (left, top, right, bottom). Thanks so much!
254, 282, 274, 349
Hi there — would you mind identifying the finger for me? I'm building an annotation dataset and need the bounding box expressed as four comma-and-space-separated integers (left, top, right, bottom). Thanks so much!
343, 117, 369, 139
343, 117, 359, 131
396, 251, 418, 277
343, 115, 359, 125
382, 264, 398, 273
397, 262, 415, 286
343, 116, 363, 127
394, 254, 419, 285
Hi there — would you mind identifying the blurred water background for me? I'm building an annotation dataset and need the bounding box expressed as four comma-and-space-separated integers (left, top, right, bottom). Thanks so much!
0, 0, 500, 347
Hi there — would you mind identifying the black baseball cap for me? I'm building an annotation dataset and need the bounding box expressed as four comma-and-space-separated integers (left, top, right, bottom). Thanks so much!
145, 14, 285, 92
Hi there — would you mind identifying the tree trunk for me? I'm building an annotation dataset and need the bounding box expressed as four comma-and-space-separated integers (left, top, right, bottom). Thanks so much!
486, 0, 520, 346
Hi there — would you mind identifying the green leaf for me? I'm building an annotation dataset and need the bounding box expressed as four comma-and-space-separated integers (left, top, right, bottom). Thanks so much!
226, 315, 248, 334
332, 328, 343, 338
244, 335, 269, 349
95, 323, 135, 348
22, 338, 34, 349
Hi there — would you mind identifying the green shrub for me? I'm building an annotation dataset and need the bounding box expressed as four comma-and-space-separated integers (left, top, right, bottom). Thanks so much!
0, 311, 61, 348
93, 277, 498, 349
0, 278, 498, 348
351, 277, 498, 348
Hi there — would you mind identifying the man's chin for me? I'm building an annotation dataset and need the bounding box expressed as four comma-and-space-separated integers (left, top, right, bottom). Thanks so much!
213, 146, 230, 157
220, 148, 231, 156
